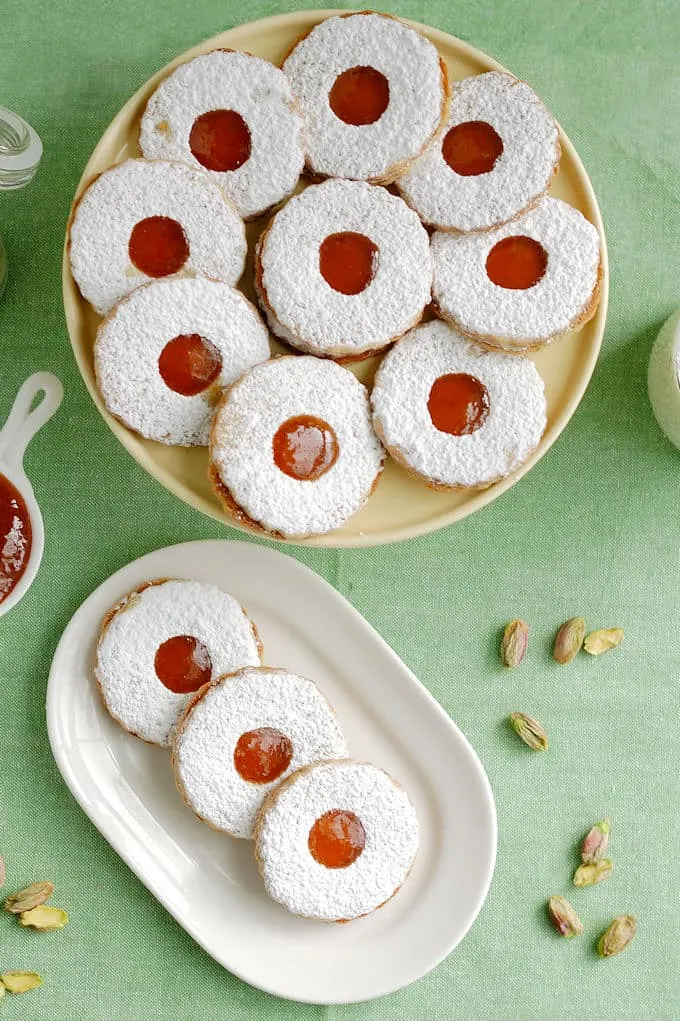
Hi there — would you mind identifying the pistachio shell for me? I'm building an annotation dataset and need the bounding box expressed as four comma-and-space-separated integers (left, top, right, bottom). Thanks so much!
1, 971, 44, 994
4, 881, 54, 914
19, 904, 68, 931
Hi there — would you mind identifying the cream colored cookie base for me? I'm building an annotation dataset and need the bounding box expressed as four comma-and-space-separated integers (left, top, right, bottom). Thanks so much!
62, 9, 609, 548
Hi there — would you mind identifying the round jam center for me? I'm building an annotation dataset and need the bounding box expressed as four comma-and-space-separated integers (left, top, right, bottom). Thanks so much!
233, 727, 293, 784
272, 415, 339, 481
128, 216, 189, 278
486, 235, 548, 289
154, 635, 212, 694
328, 66, 390, 125
442, 120, 504, 176
319, 232, 378, 295
189, 109, 252, 172
308, 810, 366, 868
158, 333, 222, 396
0, 472, 32, 604
428, 373, 490, 436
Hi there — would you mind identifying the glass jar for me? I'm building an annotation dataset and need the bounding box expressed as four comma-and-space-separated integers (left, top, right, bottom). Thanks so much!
0, 108, 43, 300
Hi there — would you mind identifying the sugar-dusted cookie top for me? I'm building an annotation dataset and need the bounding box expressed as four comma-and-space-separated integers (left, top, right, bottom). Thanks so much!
432, 196, 602, 351
173, 666, 347, 839
256, 179, 431, 359
255, 759, 419, 921
140, 50, 305, 220
95, 275, 269, 446
209, 355, 384, 538
398, 71, 560, 233
95, 579, 262, 747
372, 320, 547, 489
283, 12, 449, 183
69, 158, 246, 315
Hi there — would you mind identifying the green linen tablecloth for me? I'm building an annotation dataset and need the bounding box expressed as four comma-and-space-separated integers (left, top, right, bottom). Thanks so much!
2, 0, 679, 1017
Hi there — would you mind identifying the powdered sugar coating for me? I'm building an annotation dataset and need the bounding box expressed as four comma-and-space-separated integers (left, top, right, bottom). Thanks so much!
95, 276, 270, 446
139, 50, 305, 220
174, 668, 347, 839
371, 320, 547, 488
258, 179, 432, 357
398, 71, 559, 232
256, 760, 419, 921
253, 260, 297, 346
432, 196, 601, 349
210, 356, 384, 537
69, 159, 246, 315
95, 580, 261, 747
283, 13, 446, 182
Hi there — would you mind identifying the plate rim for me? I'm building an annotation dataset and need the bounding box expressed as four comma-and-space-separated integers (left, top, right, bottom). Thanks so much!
61, 9, 609, 549
46, 538, 498, 1004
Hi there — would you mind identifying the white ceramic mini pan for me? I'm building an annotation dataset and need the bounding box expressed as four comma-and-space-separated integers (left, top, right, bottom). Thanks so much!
0, 372, 63, 616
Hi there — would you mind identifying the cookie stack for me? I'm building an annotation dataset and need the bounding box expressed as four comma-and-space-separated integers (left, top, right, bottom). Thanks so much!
69, 10, 603, 538
95, 578, 419, 922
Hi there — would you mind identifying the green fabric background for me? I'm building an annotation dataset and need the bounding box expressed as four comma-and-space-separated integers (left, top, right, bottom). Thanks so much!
1, 0, 679, 1017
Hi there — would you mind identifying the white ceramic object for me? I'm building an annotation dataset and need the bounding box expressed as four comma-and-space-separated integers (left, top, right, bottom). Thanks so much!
0, 372, 63, 615
47, 540, 497, 1005
648, 308, 680, 449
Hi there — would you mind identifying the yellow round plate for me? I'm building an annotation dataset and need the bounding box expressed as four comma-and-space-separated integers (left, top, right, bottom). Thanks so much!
62, 9, 608, 548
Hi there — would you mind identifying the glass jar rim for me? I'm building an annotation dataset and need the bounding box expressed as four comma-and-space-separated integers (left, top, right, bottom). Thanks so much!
0, 108, 42, 190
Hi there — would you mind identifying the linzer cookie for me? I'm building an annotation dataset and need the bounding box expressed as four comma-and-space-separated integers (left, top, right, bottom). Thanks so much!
283, 11, 449, 183
209, 355, 384, 539
398, 71, 560, 232
94, 579, 262, 747
172, 667, 347, 840
139, 50, 305, 220
255, 179, 431, 359
254, 760, 419, 921
69, 159, 246, 315
371, 320, 547, 489
95, 276, 269, 446
431, 196, 602, 351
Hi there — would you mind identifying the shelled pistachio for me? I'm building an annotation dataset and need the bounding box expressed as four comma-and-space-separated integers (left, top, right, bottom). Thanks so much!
553, 617, 585, 664
581, 818, 611, 864
4, 881, 54, 914
573, 859, 613, 888
597, 915, 637, 958
501, 619, 529, 668
547, 895, 584, 938
1, 971, 44, 994
509, 711, 548, 751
